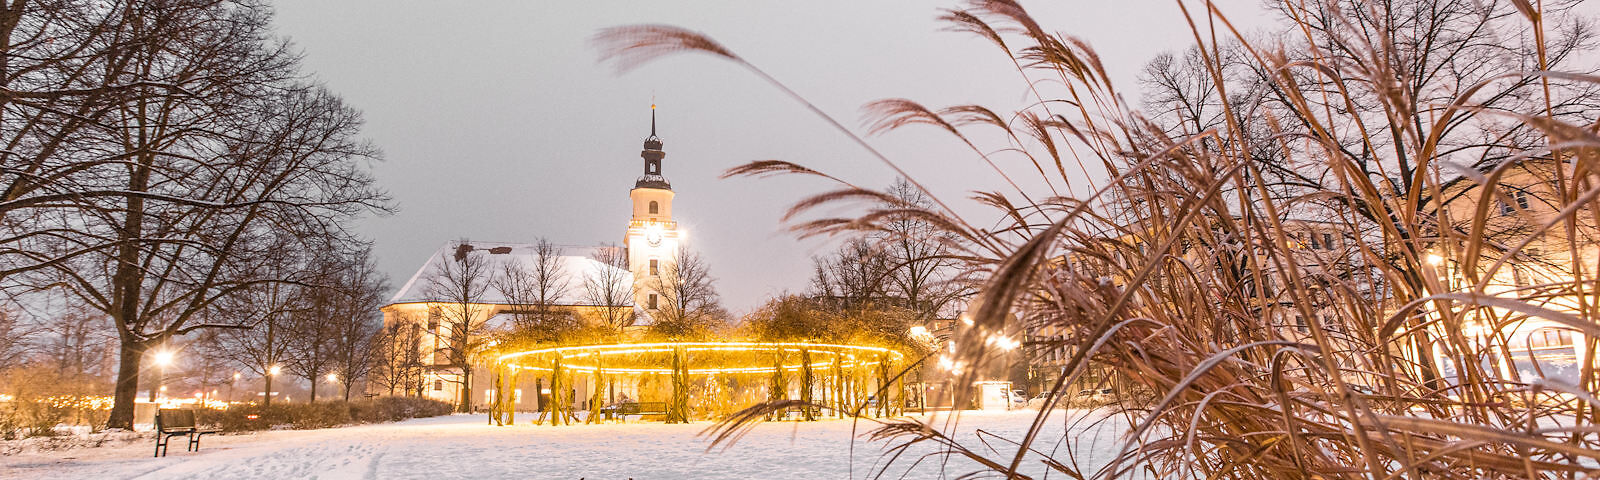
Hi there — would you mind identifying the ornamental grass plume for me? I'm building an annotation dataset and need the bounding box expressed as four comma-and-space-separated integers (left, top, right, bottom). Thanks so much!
600, 0, 1600, 478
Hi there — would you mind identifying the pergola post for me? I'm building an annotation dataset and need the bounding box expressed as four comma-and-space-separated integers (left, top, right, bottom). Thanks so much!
549, 355, 567, 426
768, 348, 785, 421
876, 352, 890, 418
504, 365, 516, 425
838, 353, 851, 419
800, 348, 815, 421
588, 357, 605, 424
667, 345, 689, 423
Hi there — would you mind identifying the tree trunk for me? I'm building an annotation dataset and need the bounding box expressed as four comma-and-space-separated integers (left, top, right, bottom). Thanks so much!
264, 372, 274, 407
459, 366, 472, 413
106, 340, 145, 430
308, 372, 318, 404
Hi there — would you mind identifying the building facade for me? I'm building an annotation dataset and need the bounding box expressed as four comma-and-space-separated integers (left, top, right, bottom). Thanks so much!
376, 107, 687, 410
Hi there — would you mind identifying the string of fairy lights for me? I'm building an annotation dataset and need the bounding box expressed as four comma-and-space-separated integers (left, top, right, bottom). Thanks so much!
496, 341, 906, 376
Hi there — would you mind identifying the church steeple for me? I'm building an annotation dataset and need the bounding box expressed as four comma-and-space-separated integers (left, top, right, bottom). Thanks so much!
636, 104, 670, 190
625, 102, 680, 318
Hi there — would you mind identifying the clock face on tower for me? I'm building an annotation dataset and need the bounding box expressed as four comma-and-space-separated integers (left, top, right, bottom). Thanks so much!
646, 229, 662, 247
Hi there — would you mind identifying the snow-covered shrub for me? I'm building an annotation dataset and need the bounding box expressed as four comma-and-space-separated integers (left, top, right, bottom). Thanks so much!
349, 396, 453, 423
197, 397, 451, 432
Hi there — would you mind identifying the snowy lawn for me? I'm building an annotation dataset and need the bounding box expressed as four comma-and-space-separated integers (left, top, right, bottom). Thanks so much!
0, 409, 1127, 479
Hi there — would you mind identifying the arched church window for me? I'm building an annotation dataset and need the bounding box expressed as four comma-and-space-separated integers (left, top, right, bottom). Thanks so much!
649, 259, 659, 275
648, 201, 659, 214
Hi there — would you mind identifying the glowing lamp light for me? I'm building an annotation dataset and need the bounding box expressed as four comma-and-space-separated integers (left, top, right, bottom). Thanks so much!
326, 373, 338, 383
268, 365, 282, 376
151, 350, 175, 367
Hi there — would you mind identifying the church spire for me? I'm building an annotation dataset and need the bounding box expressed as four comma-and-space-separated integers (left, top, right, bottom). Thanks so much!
636, 103, 670, 190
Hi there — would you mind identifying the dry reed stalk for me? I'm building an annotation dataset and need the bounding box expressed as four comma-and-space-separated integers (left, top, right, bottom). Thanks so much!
600, 0, 1600, 478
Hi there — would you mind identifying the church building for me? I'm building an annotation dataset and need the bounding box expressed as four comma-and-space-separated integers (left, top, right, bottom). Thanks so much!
376, 106, 685, 409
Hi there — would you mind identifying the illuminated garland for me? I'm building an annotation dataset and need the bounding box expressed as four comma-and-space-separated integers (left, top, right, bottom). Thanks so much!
497, 341, 906, 376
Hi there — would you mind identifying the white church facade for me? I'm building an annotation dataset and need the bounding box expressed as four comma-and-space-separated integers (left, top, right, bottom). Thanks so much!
377, 107, 685, 410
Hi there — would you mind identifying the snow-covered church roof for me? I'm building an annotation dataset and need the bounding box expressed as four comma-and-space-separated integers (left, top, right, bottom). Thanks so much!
387, 241, 634, 307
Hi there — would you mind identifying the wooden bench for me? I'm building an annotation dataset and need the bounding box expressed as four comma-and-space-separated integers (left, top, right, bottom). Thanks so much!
600, 401, 668, 422
154, 408, 220, 457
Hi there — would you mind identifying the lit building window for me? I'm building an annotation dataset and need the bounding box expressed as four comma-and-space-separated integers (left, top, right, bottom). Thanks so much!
649, 259, 658, 276
1322, 233, 1334, 251
514, 389, 523, 403
648, 293, 658, 310
434, 380, 443, 391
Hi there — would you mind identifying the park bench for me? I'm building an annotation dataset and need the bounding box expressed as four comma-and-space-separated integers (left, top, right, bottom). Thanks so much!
600, 401, 668, 422
154, 408, 220, 457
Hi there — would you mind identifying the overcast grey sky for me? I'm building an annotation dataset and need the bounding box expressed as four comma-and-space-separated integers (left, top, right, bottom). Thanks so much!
267, 0, 1275, 312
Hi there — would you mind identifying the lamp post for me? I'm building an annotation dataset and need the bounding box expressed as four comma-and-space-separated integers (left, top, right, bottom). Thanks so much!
265, 364, 281, 407
326, 373, 339, 402
149, 349, 175, 403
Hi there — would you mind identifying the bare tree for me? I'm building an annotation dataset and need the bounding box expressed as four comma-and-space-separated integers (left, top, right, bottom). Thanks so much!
327, 251, 386, 402
0, 305, 35, 372
495, 238, 576, 344
0, 1, 388, 429
583, 244, 634, 337
370, 314, 424, 397
215, 282, 298, 407
880, 178, 968, 322
287, 289, 338, 403
648, 244, 723, 338
426, 241, 493, 412
810, 237, 894, 311
37, 305, 116, 383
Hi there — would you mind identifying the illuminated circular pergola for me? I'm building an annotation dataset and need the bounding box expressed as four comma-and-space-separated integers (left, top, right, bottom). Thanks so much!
498, 341, 905, 375
488, 341, 908, 424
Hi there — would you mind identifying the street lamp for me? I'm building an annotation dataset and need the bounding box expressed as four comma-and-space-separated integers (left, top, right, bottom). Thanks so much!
152, 350, 175, 367
325, 373, 339, 402
150, 349, 175, 402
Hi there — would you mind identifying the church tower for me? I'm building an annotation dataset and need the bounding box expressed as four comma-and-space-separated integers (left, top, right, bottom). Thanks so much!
624, 104, 680, 319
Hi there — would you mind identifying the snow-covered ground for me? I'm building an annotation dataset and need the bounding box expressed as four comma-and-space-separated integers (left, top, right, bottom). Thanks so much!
0, 409, 1128, 479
